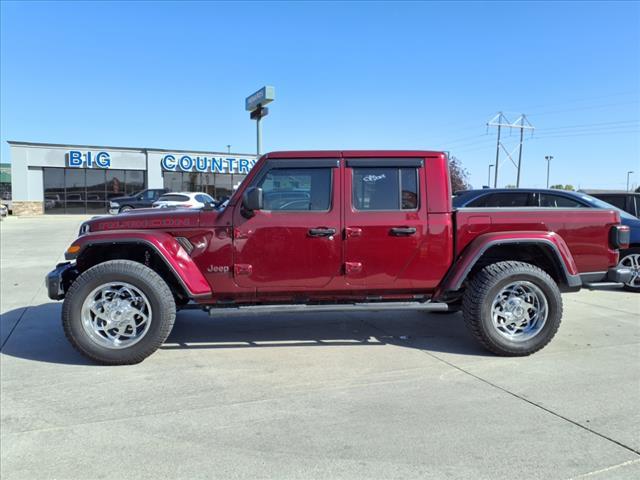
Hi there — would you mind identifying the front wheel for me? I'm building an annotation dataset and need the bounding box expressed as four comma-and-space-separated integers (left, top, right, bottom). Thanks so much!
462, 261, 562, 356
62, 260, 176, 365
119, 206, 133, 213
618, 248, 640, 292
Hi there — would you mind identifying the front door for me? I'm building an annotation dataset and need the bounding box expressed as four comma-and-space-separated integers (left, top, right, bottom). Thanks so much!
343, 157, 428, 289
233, 159, 342, 292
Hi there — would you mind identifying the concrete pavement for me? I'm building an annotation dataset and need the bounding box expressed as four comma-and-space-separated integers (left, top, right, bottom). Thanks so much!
1, 215, 639, 479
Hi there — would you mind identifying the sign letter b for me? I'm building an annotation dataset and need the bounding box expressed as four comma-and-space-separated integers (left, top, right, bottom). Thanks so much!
68, 151, 83, 167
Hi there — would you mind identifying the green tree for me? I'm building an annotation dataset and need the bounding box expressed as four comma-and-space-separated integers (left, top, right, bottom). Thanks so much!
549, 184, 575, 191
449, 156, 472, 192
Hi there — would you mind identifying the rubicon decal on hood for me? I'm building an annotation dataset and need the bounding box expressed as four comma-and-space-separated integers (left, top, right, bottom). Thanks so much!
94, 216, 199, 231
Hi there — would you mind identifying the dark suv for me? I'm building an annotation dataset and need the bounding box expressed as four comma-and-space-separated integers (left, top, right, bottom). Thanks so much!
108, 188, 170, 214
580, 190, 639, 218
453, 188, 640, 292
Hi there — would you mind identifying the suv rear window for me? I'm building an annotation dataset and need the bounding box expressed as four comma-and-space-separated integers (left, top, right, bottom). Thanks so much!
158, 194, 190, 202
468, 192, 530, 207
352, 167, 418, 210
539, 194, 586, 208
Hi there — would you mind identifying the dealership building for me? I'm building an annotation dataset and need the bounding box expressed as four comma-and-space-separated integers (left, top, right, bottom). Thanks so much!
7, 141, 257, 215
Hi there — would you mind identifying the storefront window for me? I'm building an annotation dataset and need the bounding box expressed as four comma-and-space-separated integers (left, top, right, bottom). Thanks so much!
43, 167, 145, 214
106, 170, 126, 200
44, 168, 65, 214
161, 171, 249, 202
215, 174, 233, 201
125, 171, 145, 195
163, 172, 182, 193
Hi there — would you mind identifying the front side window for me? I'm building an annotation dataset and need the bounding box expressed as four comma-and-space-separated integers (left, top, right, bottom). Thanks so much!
257, 168, 332, 211
352, 167, 418, 210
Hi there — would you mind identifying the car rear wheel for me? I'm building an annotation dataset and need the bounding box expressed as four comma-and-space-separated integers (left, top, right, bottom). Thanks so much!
618, 248, 640, 292
62, 260, 176, 365
462, 261, 562, 356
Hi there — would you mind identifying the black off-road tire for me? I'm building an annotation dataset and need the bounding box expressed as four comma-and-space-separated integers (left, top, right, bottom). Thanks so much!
462, 261, 562, 356
62, 260, 176, 365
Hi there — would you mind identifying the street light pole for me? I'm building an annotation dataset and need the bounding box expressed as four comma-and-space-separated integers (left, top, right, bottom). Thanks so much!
545, 155, 553, 188
488, 164, 494, 187
627, 171, 634, 191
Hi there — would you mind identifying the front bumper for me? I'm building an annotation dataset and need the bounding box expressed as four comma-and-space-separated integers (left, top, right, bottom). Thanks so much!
45, 262, 79, 300
108, 207, 120, 215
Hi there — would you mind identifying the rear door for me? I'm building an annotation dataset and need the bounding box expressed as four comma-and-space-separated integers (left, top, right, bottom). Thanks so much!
233, 158, 342, 291
343, 157, 428, 288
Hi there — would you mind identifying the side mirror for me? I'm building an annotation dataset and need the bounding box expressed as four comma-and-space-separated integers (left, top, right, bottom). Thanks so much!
242, 187, 263, 216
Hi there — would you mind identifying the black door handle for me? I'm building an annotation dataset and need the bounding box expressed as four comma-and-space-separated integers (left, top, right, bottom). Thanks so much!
390, 227, 417, 236
308, 227, 336, 237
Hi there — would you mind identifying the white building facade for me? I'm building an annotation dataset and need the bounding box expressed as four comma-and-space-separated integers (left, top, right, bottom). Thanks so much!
8, 141, 257, 215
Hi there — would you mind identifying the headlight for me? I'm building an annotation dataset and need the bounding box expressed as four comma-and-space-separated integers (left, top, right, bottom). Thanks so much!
79, 223, 90, 236
109, 201, 120, 208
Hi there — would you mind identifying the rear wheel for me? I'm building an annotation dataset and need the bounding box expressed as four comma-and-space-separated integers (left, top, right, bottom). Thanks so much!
62, 260, 176, 365
462, 261, 562, 356
618, 248, 640, 292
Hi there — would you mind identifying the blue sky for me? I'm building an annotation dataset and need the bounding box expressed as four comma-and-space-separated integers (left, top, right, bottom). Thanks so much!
1, 1, 638, 189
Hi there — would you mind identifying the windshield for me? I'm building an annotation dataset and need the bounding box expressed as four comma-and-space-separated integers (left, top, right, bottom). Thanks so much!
574, 192, 637, 220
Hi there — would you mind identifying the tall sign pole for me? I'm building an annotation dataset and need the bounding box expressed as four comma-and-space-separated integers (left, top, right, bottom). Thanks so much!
246, 86, 275, 156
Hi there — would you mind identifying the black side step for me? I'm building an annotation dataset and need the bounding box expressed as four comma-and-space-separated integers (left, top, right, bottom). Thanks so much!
207, 301, 449, 316
583, 282, 625, 290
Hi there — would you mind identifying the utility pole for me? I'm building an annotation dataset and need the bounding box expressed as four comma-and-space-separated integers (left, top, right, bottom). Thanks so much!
488, 164, 494, 187
545, 155, 553, 188
487, 112, 535, 188
493, 123, 501, 188
627, 171, 634, 191
516, 126, 524, 187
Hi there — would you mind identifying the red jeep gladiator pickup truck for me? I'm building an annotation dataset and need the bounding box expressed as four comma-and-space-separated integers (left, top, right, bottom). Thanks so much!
46, 151, 631, 365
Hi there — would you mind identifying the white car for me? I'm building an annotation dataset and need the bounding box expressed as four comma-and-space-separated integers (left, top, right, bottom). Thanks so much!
152, 192, 215, 209
0, 204, 7, 218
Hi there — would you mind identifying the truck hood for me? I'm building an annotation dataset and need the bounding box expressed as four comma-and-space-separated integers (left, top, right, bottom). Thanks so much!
109, 194, 137, 203
84, 208, 204, 232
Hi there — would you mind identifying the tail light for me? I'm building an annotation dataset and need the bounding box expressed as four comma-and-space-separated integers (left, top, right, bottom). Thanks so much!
610, 225, 630, 249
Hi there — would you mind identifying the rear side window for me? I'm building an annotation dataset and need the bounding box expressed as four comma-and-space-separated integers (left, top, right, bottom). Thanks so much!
596, 195, 626, 210
158, 194, 190, 202
539, 194, 586, 208
468, 192, 530, 207
352, 167, 418, 210
257, 168, 332, 211
196, 193, 213, 203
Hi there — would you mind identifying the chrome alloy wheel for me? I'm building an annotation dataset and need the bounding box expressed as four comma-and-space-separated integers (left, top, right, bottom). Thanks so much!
618, 253, 640, 288
81, 282, 152, 349
490, 281, 548, 342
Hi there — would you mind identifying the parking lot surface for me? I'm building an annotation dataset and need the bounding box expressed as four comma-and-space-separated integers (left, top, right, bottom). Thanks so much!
1, 215, 639, 480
